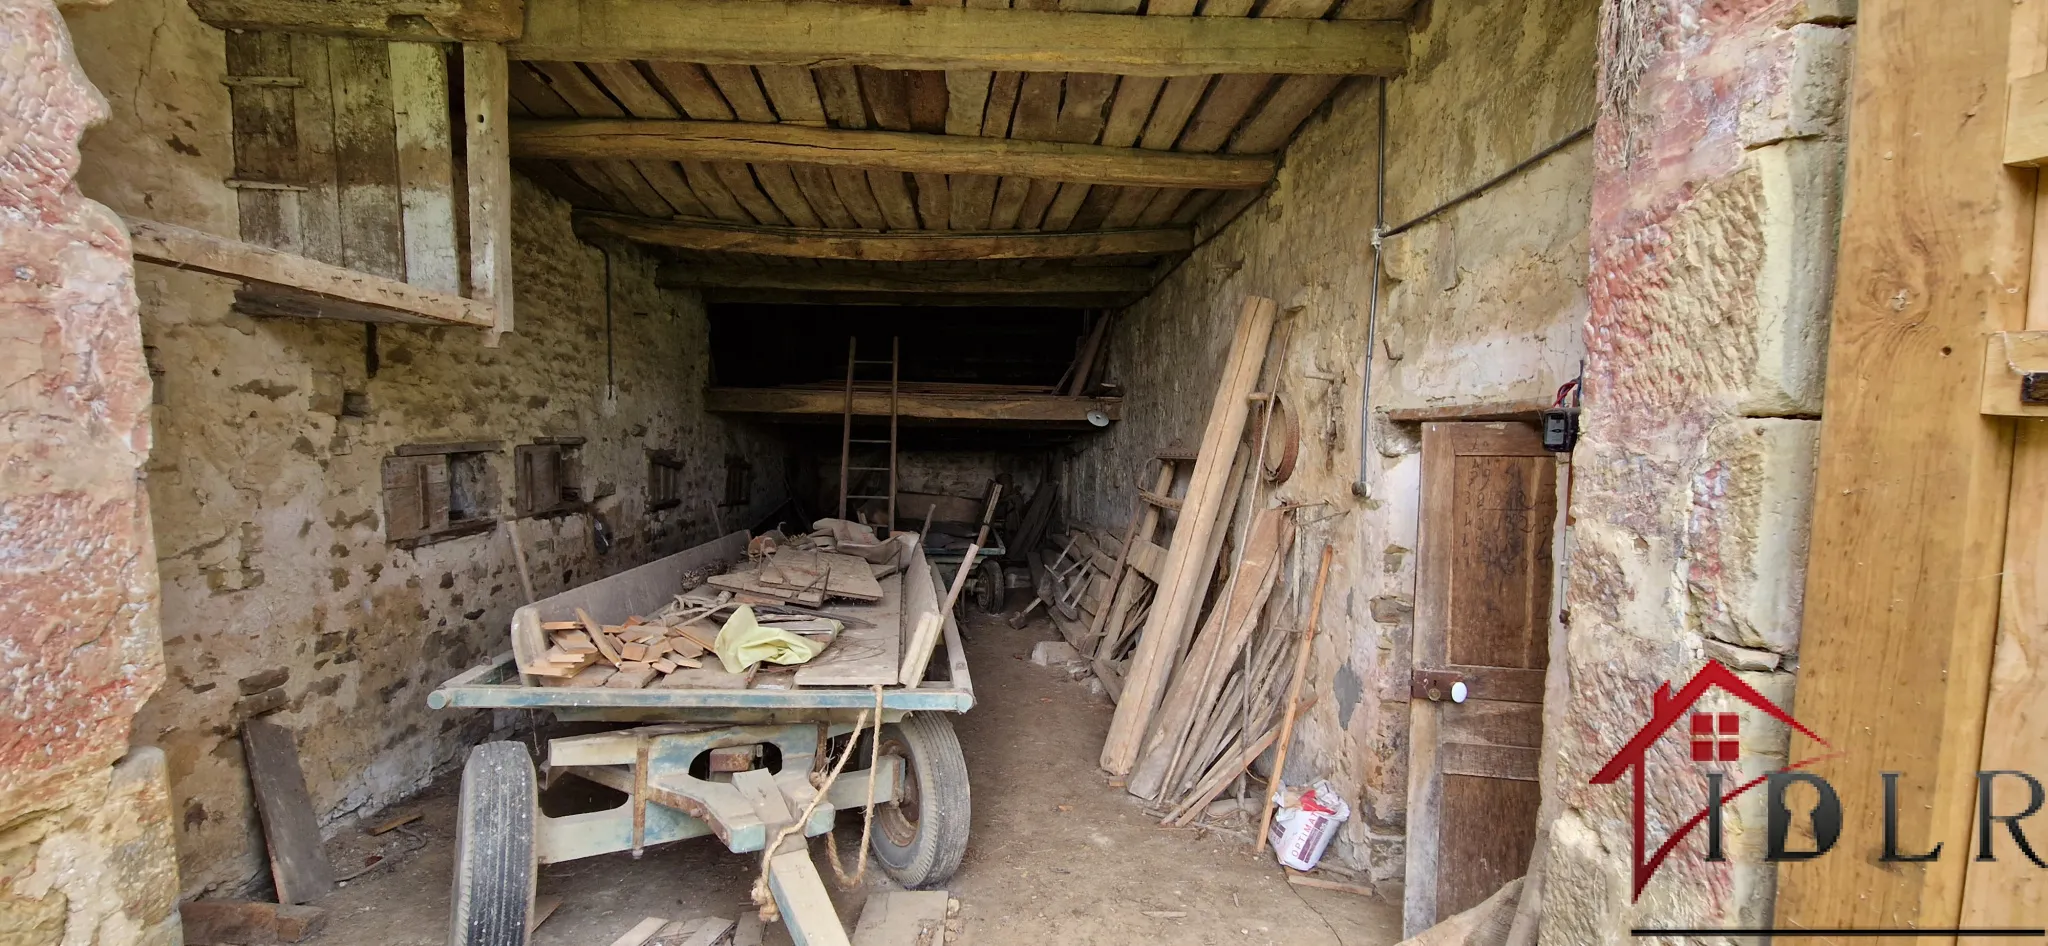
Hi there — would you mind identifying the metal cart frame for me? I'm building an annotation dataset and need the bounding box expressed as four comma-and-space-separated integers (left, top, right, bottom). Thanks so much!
430, 532, 974, 946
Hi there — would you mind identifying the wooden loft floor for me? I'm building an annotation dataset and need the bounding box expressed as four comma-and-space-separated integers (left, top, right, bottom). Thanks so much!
497, 0, 1415, 308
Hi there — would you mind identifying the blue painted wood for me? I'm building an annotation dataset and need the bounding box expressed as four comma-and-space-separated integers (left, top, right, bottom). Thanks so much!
429, 654, 973, 713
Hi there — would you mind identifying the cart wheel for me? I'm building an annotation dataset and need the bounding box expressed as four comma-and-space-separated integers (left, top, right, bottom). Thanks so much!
449, 741, 536, 946
870, 714, 970, 890
973, 559, 1004, 613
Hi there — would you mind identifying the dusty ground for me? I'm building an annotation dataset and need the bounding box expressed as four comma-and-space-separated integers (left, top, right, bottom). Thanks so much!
310, 614, 1402, 945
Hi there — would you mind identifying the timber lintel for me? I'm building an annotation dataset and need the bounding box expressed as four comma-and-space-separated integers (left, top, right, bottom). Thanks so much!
576, 213, 1192, 262
707, 387, 1122, 426
188, 0, 524, 42
659, 263, 1156, 296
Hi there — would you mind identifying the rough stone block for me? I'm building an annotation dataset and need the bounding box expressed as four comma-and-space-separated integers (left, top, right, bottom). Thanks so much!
1684, 419, 1820, 654
1739, 24, 1853, 148
1744, 139, 1844, 415
1030, 640, 1081, 667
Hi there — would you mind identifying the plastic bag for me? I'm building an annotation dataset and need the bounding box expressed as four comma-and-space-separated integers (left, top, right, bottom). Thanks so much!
1268, 779, 1351, 871
713, 605, 825, 674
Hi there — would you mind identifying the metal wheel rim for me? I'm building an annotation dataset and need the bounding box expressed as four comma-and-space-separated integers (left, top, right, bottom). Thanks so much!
877, 734, 921, 847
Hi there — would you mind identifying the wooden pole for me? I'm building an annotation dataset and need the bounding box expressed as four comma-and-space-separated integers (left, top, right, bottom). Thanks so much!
837, 336, 856, 519
1255, 543, 1333, 853
506, 517, 537, 604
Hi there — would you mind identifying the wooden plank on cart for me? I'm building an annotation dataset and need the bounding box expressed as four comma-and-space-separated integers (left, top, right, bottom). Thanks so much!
760, 548, 885, 601
896, 542, 951, 686
242, 719, 337, 904
796, 573, 904, 686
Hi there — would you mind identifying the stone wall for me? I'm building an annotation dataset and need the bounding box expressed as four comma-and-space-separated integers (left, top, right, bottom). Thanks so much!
1064, 0, 1597, 886
63, 0, 789, 896
1537, 0, 1848, 940
0, 1, 181, 943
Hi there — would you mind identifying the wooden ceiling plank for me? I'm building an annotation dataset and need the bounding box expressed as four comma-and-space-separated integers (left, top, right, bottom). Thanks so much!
1134, 186, 1193, 227
947, 70, 1018, 229
1100, 75, 1165, 148
512, 0, 1407, 75
1101, 185, 1155, 229
644, 62, 738, 120
868, 170, 922, 229
988, 177, 1032, 229
908, 71, 949, 132
946, 70, 993, 136
1228, 73, 1343, 153
530, 61, 625, 116
754, 164, 826, 228
578, 213, 1192, 259
636, 161, 713, 216
830, 167, 891, 228
913, 173, 951, 229
1139, 75, 1210, 150
1067, 182, 1118, 231
585, 61, 680, 118
520, 160, 610, 209
1006, 73, 1065, 229
710, 162, 792, 225
678, 159, 755, 221
1038, 71, 1118, 230
860, 67, 915, 130
757, 65, 830, 124
704, 65, 778, 122
1177, 73, 1273, 153
1258, 0, 1341, 15
793, 165, 861, 228
659, 263, 1154, 293
815, 66, 870, 128
598, 161, 682, 217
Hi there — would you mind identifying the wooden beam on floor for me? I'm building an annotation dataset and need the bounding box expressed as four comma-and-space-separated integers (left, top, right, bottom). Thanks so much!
1773, 0, 2031, 933
659, 264, 1154, 295
512, 120, 1276, 189
577, 213, 1191, 261
708, 387, 1121, 424
701, 289, 1140, 308
187, 0, 522, 41
514, 0, 1407, 76
125, 217, 498, 328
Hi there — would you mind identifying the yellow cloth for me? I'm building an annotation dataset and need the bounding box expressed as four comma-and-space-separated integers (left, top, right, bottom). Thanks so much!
713, 605, 825, 674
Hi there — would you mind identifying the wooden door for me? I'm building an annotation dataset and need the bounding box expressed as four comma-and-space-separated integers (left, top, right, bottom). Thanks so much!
1402, 422, 1559, 936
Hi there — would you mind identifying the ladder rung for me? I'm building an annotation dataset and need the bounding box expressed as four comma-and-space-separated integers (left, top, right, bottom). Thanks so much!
849, 438, 893, 444
848, 466, 892, 472
1139, 489, 1183, 510
847, 494, 892, 500
854, 359, 895, 365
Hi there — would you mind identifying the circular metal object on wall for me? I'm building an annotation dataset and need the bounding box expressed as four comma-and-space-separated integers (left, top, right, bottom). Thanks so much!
1257, 396, 1300, 485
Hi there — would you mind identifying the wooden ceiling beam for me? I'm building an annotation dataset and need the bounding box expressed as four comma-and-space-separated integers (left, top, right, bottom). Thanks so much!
708, 387, 1122, 424
702, 289, 1141, 308
514, 0, 1407, 76
659, 264, 1155, 295
513, 120, 1275, 189
187, 0, 522, 42
577, 213, 1192, 261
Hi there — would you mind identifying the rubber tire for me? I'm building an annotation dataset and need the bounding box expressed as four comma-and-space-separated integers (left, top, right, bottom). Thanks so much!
448, 741, 537, 946
870, 714, 971, 890
974, 560, 1004, 613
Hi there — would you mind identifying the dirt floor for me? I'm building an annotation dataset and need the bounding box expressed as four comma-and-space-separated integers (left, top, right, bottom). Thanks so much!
310, 613, 1402, 946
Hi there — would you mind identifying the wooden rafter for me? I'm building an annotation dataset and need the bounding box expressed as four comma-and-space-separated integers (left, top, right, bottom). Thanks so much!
658, 264, 1155, 295
514, 0, 1408, 76
125, 217, 498, 328
511, 120, 1277, 189
576, 213, 1191, 261
708, 387, 1121, 424
701, 289, 1142, 308
188, 0, 522, 41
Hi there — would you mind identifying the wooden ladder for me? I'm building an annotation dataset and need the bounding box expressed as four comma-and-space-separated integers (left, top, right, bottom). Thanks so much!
836, 335, 899, 527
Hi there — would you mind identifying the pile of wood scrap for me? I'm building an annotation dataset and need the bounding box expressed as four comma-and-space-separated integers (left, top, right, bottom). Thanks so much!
1081, 295, 1329, 827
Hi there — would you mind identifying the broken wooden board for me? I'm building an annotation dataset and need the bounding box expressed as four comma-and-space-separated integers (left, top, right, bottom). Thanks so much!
707, 568, 827, 607
653, 663, 757, 689
758, 548, 884, 602
897, 542, 951, 687
851, 890, 950, 946
794, 573, 903, 687
242, 719, 336, 904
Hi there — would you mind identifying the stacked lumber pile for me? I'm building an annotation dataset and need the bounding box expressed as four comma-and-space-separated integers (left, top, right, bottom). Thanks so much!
1075, 295, 1322, 824
516, 591, 849, 690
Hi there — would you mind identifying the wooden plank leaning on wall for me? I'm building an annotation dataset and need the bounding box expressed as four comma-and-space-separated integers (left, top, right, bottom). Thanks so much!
1775, 0, 2032, 931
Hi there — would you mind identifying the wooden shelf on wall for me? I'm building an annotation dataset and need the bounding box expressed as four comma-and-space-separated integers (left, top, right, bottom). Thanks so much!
124, 217, 498, 329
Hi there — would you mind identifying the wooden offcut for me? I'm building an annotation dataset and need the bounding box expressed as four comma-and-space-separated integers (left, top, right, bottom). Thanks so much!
1100, 296, 1276, 776
125, 217, 496, 327
513, 120, 1276, 188
513, 0, 1408, 76
2007, 69, 2048, 166
575, 213, 1193, 261
1776, 0, 2032, 932
242, 719, 337, 904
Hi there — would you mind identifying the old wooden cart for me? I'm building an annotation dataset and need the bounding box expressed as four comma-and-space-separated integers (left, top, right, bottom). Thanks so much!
428, 531, 974, 946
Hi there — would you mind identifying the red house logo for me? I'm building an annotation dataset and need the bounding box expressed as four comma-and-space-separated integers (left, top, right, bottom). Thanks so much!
1589, 660, 1834, 900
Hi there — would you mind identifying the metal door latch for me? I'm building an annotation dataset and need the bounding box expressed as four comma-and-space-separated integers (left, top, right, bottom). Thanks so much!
1410, 669, 1468, 704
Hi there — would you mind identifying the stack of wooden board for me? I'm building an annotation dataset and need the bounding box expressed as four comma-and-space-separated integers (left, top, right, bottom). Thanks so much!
516, 604, 728, 689
707, 548, 888, 607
